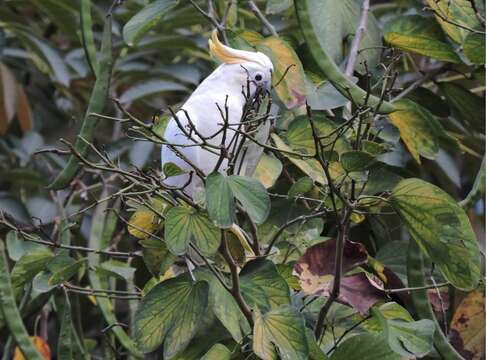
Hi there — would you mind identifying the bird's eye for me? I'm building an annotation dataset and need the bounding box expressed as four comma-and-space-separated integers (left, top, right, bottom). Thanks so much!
254, 73, 263, 82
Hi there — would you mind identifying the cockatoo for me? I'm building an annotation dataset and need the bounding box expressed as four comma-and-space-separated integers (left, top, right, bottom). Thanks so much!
161, 30, 273, 196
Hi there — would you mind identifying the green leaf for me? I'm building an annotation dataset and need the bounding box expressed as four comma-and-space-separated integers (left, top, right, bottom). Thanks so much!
253, 153, 283, 189
140, 239, 177, 276
341, 151, 375, 172
405, 87, 451, 118
372, 307, 435, 357
163, 162, 186, 178
286, 115, 350, 155
390, 178, 481, 290
88, 192, 143, 358
206, 172, 235, 228
256, 37, 306, 109
195, 270, 250, 342
98, 260, 135, 281
240, 259, 290, 311
10, 250, 53, 293
361, 140, 389, 156
200, 343, 231, 360
384, 15, 461, 63
134, 276, 209, 355
55, 294, 73, 360
227, 175, 270, 224
329, 333, 400, 360
253, 305, 309, 360
48, 258, 87, 286
266, 0, 292, 14
48, 14, 113, 189
426, 0, 481, 43
388, 99, 441, 163
271, 134, 327, 184
123, 0, 179, 46
439, 82, 485, 131
206, 173, 271, 227
0, 242, 45, 360
298, 0, 381, 72
288, 177, 314, 199
164, 206, 221, 256
6, 231, 46, 261
294, 0, 395, 113
464, 33, 485, 64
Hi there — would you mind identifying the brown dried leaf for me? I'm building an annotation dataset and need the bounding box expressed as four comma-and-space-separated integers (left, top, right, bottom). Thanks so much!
0, 62, 18, 135
293, 239, 368, 296
449, 289, 485, 360
339, 273, 386, 314
15, 84, 33, 133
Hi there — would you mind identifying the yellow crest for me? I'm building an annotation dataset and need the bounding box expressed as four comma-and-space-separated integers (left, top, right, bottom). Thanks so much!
208, 30, 271, 68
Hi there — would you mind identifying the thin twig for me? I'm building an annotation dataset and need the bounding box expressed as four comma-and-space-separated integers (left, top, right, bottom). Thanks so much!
247, 0, 278, 36
221, 231, 254, 327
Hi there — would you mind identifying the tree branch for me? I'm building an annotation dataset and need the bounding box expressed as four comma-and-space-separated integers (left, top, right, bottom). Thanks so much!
345, 0, 370, 77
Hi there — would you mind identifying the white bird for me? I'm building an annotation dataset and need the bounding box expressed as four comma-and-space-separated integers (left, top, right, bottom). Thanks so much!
161, 30, 273, 197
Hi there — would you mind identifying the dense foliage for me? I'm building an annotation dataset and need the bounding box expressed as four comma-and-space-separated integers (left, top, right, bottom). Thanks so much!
0, 0, 484, 359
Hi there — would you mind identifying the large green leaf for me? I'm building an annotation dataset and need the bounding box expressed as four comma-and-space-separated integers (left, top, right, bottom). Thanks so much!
6, 231, 46, 261
253, 305, 309, 360
134, 276, 209, 356
256, 37, 306, 109
227, 175, 271, 224
195, 270, 250, 342
384, 15, 461, 63
390, 178, 481, 290
463, 33, 485, 64
206, 173, 270, 228
439, 82, 485, 131
329, 333, 400, 360
298, 0, 381, 72
123, 0, 179, 46
294, 0, 395, 113
206, 172, 235, 228
426, 0, 481, 43
388, 99, 441, 163
164, 206, 221, 256
372, 306, 435, 357
240, 259, 290, 311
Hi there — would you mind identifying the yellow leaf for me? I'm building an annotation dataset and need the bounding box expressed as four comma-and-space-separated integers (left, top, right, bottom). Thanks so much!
389, 100, 440, 163
13, 336, 51, 360
127, 208, 159, 239
449, 289, 485, 359
257, 37, 306, 109
426, 0, 480, 44
384, 32, 461, 64
253, 153, 282, 188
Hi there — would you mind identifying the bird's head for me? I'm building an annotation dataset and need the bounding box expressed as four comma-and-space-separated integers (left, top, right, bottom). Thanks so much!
208, 30, 273, 96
